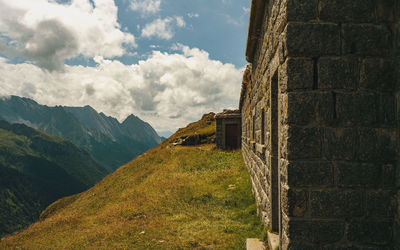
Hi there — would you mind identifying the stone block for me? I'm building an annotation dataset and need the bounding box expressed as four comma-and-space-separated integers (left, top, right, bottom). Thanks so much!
360, 58, 395, 91
286, 23, 340, 57
280, 160, 288, 185
280, 57, 314, 92
287, 92, 334, 126
284, 93, 306, 125
310, 190, 363, 218
397, 191, 400, 216
366, 190, 396, 218
261, 211, 270, 228
261, 194, 268, 212
397, 0, 400, 21
277, 40, 286, 65
281, 217, 290, 248
246, 238, 266, 250
287, 0, 318, 22
280, 92, 289, 125
287, 126, 321, 160
286, 242, 317, 249
321, 246, 374, 250
255, 130, 261, 145
279, 124, 289, 159
335, 162, 380, 187
395, 217, 400, 250
396, 26, 400, 53
322, 128, 357, 160
281, 187, 308, 217
318, 57, 359, 90
378, 94, 396, 126
342, 24, 392, 56
382, 164, 396, 188
261, 176, 267, 194
336, 92, 377, 126
347, 219, 393, 245
358, 128, 397, 162
397, 92, 400, 122
256, 143, 266, 155
286, 161, 334, 187
319, 0, 376, 23
267, 232, 279, 250
376, 0, 396, 23
287, 219, 345, 244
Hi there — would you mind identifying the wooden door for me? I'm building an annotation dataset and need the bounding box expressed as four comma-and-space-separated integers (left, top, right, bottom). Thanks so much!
225, 124, 238, 150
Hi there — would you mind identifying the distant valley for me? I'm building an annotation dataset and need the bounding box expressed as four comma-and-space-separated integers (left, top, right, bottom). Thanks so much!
0, 120, 107, 236
0, 96, 162, 172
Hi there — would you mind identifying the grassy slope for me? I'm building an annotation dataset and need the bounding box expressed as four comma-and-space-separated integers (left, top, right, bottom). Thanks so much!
0, 113, 264, 249
0, 121, 108, 237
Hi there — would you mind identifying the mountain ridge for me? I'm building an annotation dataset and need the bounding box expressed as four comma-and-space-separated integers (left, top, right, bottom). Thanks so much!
0, 96, 162, 171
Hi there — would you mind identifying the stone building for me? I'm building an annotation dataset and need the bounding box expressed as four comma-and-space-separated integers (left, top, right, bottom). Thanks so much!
240, 0, 399, 249
215, 110, 241, 150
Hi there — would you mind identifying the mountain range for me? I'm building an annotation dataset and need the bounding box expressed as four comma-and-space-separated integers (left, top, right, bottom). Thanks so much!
0, 96, 162, 172
0, 120, 106, 237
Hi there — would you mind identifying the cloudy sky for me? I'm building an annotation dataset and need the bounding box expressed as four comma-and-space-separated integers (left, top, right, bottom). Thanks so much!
0, 0, 250, 135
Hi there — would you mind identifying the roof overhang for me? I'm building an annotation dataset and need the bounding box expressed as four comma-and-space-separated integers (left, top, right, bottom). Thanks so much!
215, 110, 241, 119
245, 0, 267, 63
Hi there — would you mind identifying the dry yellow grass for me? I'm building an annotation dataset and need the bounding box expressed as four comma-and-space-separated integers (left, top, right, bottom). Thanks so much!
164, 113, 217, 144
0, 114, 264, 249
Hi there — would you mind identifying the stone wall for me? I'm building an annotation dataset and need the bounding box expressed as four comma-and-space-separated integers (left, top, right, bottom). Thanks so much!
396, 1, 400, 247
241, 0, 399, 249
241, 0, 285, 235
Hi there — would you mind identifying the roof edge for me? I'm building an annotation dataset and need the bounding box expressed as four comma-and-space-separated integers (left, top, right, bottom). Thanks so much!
239, 65, 252, 111
245, 0, 267, 63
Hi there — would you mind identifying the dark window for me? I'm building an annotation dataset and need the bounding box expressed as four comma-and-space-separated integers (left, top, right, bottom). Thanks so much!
261, 110, 265, 144
271, 71, 280, 233
247, 121, 250, 138
252, 115, 255, 140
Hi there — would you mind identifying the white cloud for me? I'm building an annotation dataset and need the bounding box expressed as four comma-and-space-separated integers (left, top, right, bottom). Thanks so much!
175, 16, 186, 28
187, 13, 199, 18
0, 45, 242, 132
0, 0, 136, 71
141, 16, 185, 40
129, 0, 161, 16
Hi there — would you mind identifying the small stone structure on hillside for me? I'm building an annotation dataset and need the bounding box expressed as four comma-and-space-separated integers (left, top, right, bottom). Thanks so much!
215, 110, 241, 150
241, 0, 399, 249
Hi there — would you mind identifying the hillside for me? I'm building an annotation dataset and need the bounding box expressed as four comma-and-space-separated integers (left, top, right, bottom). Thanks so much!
0, 96, 162, 171
0, 120, 107, 237
0, 113, 264, 249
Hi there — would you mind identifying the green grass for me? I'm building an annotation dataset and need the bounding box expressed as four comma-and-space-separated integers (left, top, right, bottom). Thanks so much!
0, 128, 34, 157
165, 113, 216, 144
0, 121, 108, 237
1, 115, 264, 249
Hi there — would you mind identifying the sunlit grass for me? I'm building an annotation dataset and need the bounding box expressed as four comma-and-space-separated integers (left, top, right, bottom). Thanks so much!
1, 115, 264, 249
164, 113, 216, 145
